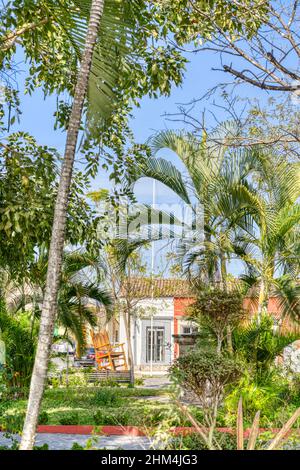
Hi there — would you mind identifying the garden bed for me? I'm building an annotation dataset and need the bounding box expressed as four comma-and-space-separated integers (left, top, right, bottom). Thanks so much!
0, 386, 175, 432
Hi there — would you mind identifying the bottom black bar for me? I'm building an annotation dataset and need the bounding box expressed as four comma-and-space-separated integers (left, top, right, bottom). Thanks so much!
0, 449, 296, 467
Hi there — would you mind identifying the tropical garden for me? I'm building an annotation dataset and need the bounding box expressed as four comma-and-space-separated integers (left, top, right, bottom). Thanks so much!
1, 0, 300, 452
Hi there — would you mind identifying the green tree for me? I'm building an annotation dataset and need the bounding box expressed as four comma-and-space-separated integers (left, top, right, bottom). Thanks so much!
171, 350, 242, 449
232, 315, 298, 379
9, 250, 113, 352
189, 286, 246, 354
0, 133, 100, 278
19, 0, 106, 449
130, 129, 300, 321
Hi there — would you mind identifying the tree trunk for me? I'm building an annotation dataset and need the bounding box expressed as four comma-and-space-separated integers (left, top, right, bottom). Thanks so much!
257, 277, 268, 323
20, 0, 105, 450
220, 255, 233, 354
216, 335, 222, 355
124, 308, 135, 385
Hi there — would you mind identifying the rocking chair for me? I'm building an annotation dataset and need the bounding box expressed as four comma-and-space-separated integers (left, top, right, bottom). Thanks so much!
91, 330, 128, 371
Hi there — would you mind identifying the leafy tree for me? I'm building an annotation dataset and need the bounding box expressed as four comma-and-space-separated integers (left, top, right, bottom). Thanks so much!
130, 129, 300, 321
185, 0, 300, 95
0, 132, 100, 278
9, 250, 113, 352
19, 0, 106, 449
0, 0, 187, 178
189, 286, 246, 354
171, 350, 242, 449
232, 315, 298, 379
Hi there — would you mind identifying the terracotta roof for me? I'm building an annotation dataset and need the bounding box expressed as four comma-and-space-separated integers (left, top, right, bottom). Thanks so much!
120, 278, 193, 298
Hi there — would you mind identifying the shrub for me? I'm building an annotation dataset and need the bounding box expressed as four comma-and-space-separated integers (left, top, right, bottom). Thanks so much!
134, 377, 144, 386
1, 412, 25, 433
38, 411, 49, 425
171, 350, 242, 404
93, 409, 130, 426
92, 388, 121, 407
96, 379, 120, 388
0, 309, 36, 389
33, 444, 49, 450
169, 432, 236, 450
59, 412, 79, 425
171, 350, 243, 449
61, 371, 87, 387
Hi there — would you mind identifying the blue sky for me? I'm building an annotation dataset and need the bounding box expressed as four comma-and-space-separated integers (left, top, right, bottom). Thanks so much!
10, 48, 270, 275
13, 48, 267, 202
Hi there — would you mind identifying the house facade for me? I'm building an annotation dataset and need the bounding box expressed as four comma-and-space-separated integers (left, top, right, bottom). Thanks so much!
117, 279, 198, 372
91, 278, 300, 374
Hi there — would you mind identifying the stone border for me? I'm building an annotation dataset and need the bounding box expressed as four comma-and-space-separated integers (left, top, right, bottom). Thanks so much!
37, 425, 145, 436
2, 425, 300, 437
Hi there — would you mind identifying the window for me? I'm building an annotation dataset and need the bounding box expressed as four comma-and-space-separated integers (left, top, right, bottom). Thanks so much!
181, 324, 198, 335
146, 327, 165, 363
182, 326, 192, 334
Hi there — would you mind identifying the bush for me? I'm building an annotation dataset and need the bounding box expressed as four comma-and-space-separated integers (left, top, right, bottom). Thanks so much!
38, 411, 49, 425
91, 388, 121, 407
0, 370, 8, 399
0, 309, 36, 390
93, 409, 130, 426
59, 412, 79, 425
224, 367, 300, 427
169, 432, 236, 450
96, 379, 120, 388
1, 412, 25, 433
170, 350, 242, 405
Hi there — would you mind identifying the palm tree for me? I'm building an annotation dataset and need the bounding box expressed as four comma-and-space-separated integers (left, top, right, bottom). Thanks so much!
20, 0, 106, 450
129, 128, 300, 321
9, 250, 112, 353
129, 127, 260, 281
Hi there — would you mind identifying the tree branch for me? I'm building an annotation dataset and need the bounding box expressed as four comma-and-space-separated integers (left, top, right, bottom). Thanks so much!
0, 18, 50, 52
223, 64, 299, 91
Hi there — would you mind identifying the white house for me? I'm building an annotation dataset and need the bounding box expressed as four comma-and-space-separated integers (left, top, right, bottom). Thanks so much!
116, 279, 197, 373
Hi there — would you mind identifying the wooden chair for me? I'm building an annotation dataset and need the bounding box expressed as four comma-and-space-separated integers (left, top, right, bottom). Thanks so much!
91, 330, 128, 371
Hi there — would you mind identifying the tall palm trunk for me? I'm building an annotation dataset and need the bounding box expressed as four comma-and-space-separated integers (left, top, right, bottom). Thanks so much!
257, 279, 270, 322
124, 306, 135, 385
20, 0, 105, 450
220, 251, 233, 354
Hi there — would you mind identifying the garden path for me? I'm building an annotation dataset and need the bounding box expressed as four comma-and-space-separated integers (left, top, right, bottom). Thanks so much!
0, 432, 151, 450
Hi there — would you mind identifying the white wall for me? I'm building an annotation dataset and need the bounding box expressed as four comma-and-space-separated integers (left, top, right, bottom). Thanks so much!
118, 297, 174, 367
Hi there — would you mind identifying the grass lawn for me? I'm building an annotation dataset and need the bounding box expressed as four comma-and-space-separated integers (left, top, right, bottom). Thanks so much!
0, 386, 187, 432
2, 384, 299, 439
1, 386, 300, 449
